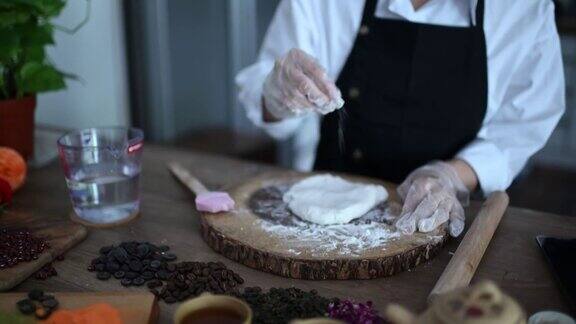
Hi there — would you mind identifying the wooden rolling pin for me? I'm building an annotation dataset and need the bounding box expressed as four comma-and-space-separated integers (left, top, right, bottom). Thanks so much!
429, 191, 509, 301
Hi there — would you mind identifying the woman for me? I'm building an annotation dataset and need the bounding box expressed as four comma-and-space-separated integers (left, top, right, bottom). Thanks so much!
236, 0, 565, 237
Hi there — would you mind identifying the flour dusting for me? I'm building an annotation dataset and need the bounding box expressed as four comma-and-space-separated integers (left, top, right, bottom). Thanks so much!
248, 184, 406, 257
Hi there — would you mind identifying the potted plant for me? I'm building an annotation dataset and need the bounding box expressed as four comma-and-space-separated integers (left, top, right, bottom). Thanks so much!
0, 0, 77, 159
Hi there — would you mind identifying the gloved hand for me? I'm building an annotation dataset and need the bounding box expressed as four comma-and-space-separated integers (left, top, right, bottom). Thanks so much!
395, 161, 470, 237
262, 48, 344, 119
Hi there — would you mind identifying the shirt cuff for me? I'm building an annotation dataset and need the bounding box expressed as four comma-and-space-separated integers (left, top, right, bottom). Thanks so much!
455, 139, 511, 196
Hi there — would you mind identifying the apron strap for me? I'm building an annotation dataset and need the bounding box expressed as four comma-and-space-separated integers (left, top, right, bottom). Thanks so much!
361, 0, 379, 26
475, 0, 485, 28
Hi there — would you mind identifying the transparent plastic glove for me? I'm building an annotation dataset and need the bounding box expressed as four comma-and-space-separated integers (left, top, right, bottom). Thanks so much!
395, 161, 470, 237
262, 48, 344, 119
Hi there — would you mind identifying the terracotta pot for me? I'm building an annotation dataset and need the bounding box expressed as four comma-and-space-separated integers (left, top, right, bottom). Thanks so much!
0, 96, 36, 160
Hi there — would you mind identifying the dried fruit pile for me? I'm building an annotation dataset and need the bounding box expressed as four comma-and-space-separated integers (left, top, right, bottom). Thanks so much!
0, 228, 49, 269
241, 287, 335, 324
328, 300, 385, 324
88, 241, 382, 324
150, 261, 245, 303
88, 241, 246, 303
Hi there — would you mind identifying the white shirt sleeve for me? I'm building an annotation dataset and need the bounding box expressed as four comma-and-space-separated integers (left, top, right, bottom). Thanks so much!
235, 0, 318, 141
456, 2, 565, 195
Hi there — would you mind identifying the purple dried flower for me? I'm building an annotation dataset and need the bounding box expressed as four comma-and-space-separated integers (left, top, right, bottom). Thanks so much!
328, 300, 385, 324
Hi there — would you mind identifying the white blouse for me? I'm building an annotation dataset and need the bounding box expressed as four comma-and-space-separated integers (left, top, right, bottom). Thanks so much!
235, 0, 566, 195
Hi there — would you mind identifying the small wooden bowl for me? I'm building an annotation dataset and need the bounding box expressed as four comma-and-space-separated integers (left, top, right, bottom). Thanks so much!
174, 293, 252, 324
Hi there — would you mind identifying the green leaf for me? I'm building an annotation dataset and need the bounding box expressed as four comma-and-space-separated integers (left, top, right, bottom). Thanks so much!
33, 0, 66, 17
16, 22, 54, 46
0, 0, 65, 18
0, 29, 20, 62
22, 45, 45, 62
17, 61, 66, 95
0, 9, 30, 28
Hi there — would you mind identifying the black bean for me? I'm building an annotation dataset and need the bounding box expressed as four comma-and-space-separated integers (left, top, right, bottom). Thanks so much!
164, 296, 177, 304
233, 273, 244, 284
111, 247, 129, 263
106, 262, 120, 272
147, 279, 162, 289
125, 271, 139, 279
113, 271, 125, 279
156, 270, 169, 280
97, 271, 111, 280
136, 244, 150, 257
162, 253, 177, 261
133, 277, 145, 286
28, 289, 44, 301
17, 299, 36, 314
150, 260, 162, 269
129, 260, 142, 272
141, 271, 154, 280
120, 278, 132, 287
42, 298, 59, 309
99, 246, 113, 254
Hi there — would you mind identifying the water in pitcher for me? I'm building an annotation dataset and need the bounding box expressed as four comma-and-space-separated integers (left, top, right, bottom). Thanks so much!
66, 163, 140, 224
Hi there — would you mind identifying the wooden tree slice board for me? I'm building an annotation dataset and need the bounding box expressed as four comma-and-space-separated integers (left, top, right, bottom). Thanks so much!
200, 171, 449, 280
0, 211, 88, 291
0, 292, 158, 324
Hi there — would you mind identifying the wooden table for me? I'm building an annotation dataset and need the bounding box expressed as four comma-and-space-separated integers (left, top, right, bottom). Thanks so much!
8, 145, 576, 323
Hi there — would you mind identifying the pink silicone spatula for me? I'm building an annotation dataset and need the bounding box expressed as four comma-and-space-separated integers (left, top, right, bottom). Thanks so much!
168, 162, 235, 213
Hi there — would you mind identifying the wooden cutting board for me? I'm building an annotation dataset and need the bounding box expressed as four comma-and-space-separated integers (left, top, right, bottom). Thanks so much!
0, 291, 158, 324
200, 171, 449, 280
0, 211, 88, 291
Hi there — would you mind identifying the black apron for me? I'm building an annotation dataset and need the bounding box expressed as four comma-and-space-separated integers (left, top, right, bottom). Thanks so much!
314, 0, 488, 184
